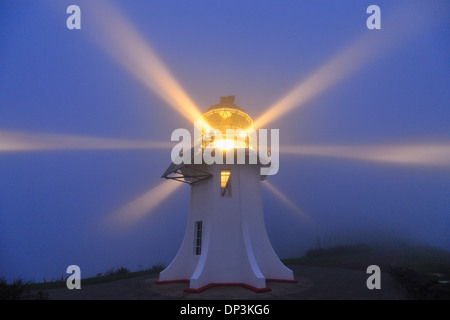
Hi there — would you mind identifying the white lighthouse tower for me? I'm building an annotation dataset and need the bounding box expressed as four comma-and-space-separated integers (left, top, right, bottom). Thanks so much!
158, 96, 294, 292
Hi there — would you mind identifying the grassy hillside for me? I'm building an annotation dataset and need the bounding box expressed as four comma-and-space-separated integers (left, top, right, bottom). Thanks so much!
283, 243, 450, 277
393, 245, 450, 278
1, 264, 165, 299
2, 244, 449, 299
283, 244, 398, 271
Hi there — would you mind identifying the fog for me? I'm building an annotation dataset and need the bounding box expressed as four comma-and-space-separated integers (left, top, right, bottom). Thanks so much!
0, 0, 448, 282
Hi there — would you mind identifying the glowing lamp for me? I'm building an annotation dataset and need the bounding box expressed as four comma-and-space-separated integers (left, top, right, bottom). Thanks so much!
200, 96, 255, 150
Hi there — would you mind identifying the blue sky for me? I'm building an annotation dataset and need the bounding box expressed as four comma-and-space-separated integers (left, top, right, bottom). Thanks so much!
0, 0, 449, 282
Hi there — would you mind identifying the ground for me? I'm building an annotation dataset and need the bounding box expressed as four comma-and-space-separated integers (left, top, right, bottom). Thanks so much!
27, 244, 450, 300
27, 265, 409, 300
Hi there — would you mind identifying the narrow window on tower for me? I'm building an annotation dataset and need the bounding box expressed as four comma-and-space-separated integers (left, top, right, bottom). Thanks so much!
193, 221, 203, 255
220, 170, 231, 196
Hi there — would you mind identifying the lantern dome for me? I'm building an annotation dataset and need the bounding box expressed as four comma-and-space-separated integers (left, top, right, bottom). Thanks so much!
201, 96, 253, 134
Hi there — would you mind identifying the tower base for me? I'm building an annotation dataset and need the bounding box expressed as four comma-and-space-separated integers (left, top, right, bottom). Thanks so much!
159, 163, 294, 291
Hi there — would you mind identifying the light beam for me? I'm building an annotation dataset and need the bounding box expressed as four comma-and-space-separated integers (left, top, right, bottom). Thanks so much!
253, 2, 444, 129
86, 0, 203, 123
280, 144, 450, 167
106, 180, 182, 227
0, 130, 171, 152
262, 180, 311, 222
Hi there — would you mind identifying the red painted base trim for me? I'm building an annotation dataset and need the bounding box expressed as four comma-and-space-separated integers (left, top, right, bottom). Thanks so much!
266, 278, 298, 283
184, 282, 272, 293
155, 279, 189, 285
155, 278, 297, 293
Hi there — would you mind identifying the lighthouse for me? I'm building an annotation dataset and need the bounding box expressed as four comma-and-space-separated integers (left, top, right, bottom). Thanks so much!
158, 96, 294, 292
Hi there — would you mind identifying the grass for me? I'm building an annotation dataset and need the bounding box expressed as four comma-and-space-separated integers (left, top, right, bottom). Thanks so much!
283, 251, 374, 268
0, 278, 30, 300
283, 243, 450, 278
0, 263, 167, 298
393, 245, 450, 278
26, 263, 166, 292
4, 244, 450, 299
304, 244, 372, 258
283, 244, 377, 271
